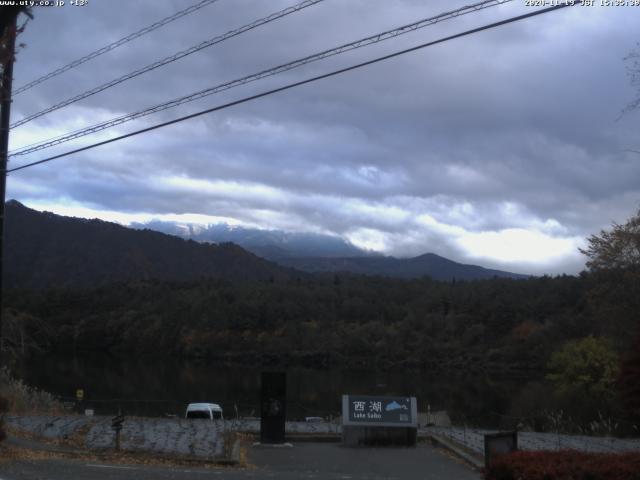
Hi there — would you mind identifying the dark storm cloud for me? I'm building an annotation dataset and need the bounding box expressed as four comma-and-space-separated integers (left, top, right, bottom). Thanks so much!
6, 0, 640, 274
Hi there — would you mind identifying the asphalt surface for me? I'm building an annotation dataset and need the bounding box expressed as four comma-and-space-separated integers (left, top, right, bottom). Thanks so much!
0, 442, 480, 480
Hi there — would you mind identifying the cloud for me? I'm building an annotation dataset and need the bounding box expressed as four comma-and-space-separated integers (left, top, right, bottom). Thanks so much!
7, 1, 640, 275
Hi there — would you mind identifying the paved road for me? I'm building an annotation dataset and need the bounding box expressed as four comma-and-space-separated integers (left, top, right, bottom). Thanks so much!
0, 443, 479, 480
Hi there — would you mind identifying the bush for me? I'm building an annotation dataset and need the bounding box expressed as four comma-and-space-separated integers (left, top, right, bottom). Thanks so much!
0, 367, 62, 414
483, 450, 640, 480
547, 336, 619, 399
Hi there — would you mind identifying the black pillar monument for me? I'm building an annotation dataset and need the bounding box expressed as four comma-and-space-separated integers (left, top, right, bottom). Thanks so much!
260, 371, 286, 444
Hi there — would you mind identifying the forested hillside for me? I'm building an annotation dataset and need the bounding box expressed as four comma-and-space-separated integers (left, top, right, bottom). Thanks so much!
3, 203, 638, 383
2, 273, 611, 373
278, 253, 527, 280
4, 201, 294, 288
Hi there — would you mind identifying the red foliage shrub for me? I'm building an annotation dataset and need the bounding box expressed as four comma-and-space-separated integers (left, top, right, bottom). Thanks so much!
483, 450, 640, 480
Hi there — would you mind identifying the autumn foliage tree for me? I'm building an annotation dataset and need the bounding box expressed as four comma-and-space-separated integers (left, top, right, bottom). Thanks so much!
580, 208, 640, 419
579, 209, 640, 343
580, 209, 640, 271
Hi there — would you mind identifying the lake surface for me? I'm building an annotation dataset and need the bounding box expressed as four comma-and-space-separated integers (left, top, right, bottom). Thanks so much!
16, 354, 543, 428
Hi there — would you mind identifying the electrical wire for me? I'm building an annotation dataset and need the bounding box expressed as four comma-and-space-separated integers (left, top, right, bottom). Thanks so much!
11, 0, 324, 128
13, 0, 222, 95
9, 0, 512, 156
6, 2, 581, 174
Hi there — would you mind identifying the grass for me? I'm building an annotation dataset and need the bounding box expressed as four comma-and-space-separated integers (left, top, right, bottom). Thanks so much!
0, 367, 62, 415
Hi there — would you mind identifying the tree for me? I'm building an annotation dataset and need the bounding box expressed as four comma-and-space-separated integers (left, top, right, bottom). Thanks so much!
579, 210, 640, 344
0, 7, 31, 79
623, 43, 640, 115
580, 209, 640, 271
546, 336, 619, 399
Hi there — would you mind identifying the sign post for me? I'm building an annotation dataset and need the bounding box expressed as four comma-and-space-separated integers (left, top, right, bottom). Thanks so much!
111, 414, 125, 451
342, 395, 417, 447
75, 389, 84, 414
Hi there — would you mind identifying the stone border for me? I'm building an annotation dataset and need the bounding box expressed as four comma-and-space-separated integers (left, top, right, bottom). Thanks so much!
422, 434, 483, 470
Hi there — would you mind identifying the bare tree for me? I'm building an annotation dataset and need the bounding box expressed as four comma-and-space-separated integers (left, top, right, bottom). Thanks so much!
623, 44, 640, 116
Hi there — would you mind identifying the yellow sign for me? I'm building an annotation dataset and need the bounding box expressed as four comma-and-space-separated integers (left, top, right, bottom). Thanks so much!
76, 389, 84, 401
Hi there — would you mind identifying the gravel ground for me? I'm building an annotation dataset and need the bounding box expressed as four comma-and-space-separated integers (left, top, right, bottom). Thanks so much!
8, 414, 640, 460
424, 426, 640, 454
5, 415, 224, 459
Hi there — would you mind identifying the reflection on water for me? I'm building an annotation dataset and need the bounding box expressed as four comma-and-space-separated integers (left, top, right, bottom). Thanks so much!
17, 354, 534, 427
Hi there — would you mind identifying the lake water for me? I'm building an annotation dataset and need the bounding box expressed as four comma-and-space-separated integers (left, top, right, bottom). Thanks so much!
15, 354, 547, 428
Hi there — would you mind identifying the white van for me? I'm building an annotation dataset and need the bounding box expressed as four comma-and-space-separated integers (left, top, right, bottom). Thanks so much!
185, 403, 224, 420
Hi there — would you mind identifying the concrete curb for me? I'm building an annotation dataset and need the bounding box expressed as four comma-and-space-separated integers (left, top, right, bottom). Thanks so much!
252, 442, 294, 448
240, 432, 342, 443
286, 434, 341, 443
423, 433, 484, 470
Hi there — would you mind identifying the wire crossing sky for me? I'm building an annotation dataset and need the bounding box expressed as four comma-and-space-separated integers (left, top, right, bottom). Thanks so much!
7, 0, 639, 275
13, 0, 223, 95
9, 0, 512, 156
6, 2, 578, 174
10, 0, 324, 129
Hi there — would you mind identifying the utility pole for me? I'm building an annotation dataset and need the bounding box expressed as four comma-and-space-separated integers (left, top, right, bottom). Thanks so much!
0, 10, 20, 366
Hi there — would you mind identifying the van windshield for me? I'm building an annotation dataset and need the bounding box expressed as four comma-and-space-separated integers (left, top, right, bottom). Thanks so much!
186, 411, 210, 419
212, 411, 222, 419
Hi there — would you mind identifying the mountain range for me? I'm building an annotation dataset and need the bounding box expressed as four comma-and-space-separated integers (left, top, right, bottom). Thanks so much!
4, 201, 527, 289
132, 219, 528, 281
129, 219, 368, 259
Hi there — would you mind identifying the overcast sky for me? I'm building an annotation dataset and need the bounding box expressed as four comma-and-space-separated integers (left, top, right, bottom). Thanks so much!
6, 0, 640, 275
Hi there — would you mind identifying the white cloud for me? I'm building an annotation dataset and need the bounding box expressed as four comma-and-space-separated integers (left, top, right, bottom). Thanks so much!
457, 228, 584, 265
158, 176, 288, 204
346, 227, 389, 252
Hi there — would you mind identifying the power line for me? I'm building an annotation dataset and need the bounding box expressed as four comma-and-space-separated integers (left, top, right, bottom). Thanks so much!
13, 0, 222, 95
9, 0, 512, 157
11, 0, 324, 129
6, 2, 580, 174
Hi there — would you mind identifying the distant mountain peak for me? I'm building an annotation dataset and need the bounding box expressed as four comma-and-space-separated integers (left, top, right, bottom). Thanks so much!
134, 218, 528, 280
131, 220, 369, 260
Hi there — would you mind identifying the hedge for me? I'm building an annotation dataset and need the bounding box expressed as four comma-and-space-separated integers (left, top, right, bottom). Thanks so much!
483, 450, 640, 480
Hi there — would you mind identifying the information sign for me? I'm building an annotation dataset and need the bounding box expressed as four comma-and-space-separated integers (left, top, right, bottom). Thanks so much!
111, 414, 125, 430
342, 395, 417, 427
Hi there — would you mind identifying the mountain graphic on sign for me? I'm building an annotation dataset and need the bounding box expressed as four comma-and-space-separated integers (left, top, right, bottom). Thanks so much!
385, 401, 408, 411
